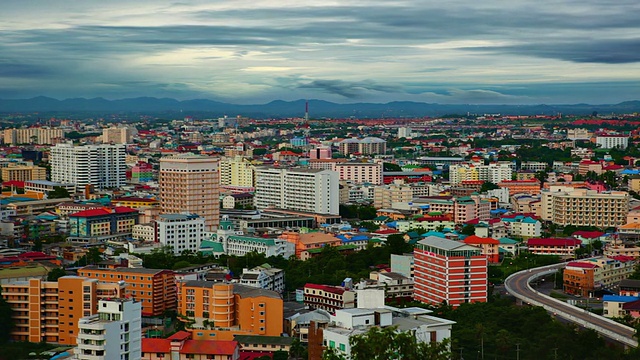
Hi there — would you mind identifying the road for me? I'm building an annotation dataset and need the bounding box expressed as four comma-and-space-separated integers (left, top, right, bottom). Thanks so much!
505, 263, 638, 348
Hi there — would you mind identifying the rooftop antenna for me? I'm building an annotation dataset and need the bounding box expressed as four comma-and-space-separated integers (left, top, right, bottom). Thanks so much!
305, 100, 309, 123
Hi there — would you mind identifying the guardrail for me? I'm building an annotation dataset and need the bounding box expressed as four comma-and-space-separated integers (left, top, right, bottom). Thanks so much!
505, 264, 638, 348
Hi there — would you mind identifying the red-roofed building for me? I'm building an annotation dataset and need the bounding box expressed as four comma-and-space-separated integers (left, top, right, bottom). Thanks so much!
564, 261, 597, 297
141, 335, 239, 360
464, 235, 500, 263
68, 206, 139, 242
527, 238, 581, 257
303, 283, 356, 313
564, 256, 638, 297
572, 230, 606, 244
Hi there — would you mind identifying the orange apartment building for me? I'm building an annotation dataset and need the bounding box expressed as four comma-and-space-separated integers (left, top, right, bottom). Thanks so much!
280, 231, 342, 259
77, 266, 176, 316
414, 236, 488, 307
176, 281, 283, 341
563, 261, 597, 297
497, 179, 541, 196
1, 276, 124, 344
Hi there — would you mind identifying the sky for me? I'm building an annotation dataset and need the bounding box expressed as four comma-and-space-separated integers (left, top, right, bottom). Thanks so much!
1, 0, 639, 104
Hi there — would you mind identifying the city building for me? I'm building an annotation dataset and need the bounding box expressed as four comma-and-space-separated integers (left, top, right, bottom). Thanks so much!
160, 154, 221, 231
309, 146, 332, 160
463, 235, 500, 263
304, 283, 356, 313
280, 231, 342, 259
501, 214, 542, 239
239, 264, 285, 294
24, 180, 75, 195
130, 161, 154, 183
141, 332, 239, 360
338, 137, 387, 156
102, 125, 137, 144
497, 179, 541, 196
526, 238, 581, 257
334, 162, 383, 185
50, 143, 127, 190
449, 163, 512, 185
541, 187, 629, 227
207, 217, 296, 258
1, 164, 46, 182
155, 213, 207, 255
1, 276, 124, 344
219, 156, 256, 188
596, 135, 629, 149
176, 281, 283, 340
414, 236, 488, 307
398, 126, 412, 138
254, 167, 339, 215
564, 256, 637, 297
3, 127, 64, 145
68, 206, 139, 243
77, 267, 176, 317
76, 298, 142, 360
320, 307, 454, 360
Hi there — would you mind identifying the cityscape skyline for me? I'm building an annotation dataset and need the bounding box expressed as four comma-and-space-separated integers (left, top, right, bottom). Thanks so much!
1, 0, 639, 105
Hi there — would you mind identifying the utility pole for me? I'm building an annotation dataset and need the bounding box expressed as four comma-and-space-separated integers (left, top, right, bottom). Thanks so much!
516, 343, 520, 360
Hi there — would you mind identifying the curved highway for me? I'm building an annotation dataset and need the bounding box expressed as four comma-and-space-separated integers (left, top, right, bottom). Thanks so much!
505, 263, 638, 348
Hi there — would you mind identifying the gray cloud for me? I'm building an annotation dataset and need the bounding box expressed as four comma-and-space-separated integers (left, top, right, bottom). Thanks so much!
296, 79, 403, 99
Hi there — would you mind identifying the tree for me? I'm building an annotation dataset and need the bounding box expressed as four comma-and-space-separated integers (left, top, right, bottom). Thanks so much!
323, 326, 451, 360
0, 287, 14, 343
172, 260, 192, 270
47, 267, 67, 281
358, 221, 379, 232
48, 186, 70, 199
460, 224, 476, 236
383, 162, 402, 171
386, 234, 411, 255
86, 247, 103, 265
480, 181, 500, 192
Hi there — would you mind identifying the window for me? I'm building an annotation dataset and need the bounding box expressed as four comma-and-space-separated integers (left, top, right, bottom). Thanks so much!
329, 340, 335, 348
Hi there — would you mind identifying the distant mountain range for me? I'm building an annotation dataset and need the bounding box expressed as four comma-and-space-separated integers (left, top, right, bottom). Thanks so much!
1, 96, 639, 118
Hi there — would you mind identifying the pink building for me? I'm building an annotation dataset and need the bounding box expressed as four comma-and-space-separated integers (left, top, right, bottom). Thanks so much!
309, 146, 332, 159
142, 331, 239, 360
334, 162, 383, 185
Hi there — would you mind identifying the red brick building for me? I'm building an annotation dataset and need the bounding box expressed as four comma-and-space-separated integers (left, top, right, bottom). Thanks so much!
414, 236, 488, 307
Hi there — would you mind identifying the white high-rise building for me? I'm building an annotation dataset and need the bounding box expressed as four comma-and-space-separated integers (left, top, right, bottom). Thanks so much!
397, 126, 412, 139
155, 213, 207, 255
50, 143, 126, 190
596, 135, 629, 149
76, 298, 142, 360
254, 167, 339, 215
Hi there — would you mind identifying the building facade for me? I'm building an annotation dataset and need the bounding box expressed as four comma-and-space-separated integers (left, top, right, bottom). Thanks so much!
219, 156, 256, 187
68, 207, 139, 242
254, 167, 339, 215
155, 213, 207, 255
334, 162, 383, 185
160, 154, 221, 231
77, 267, 176, 317
414, 236, 488, 307
1, 276, 124, 344
50, 143, 127, 190
76, 298, 142, 360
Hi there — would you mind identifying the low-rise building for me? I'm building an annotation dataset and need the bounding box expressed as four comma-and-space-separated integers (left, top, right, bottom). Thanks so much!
142, 332, 239, 360
68, 206, 139, 243
239, 264, 285, 294
304, 283, 356, 313
526, 238, 581, 257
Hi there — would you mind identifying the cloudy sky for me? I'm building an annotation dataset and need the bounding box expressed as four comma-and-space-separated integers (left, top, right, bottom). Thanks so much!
1, 0, 639, 104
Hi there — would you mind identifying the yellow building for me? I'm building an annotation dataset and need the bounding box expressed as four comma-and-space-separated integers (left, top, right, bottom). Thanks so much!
449, 164, 480, 185
219, 156, 256, 188
1, 276, 124, 344
176, 281, 283, 341
1, 165, 47, 182
112, 197, 159, 209
629, 177, 640, 193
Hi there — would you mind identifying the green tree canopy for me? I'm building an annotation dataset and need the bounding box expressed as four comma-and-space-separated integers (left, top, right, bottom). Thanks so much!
48, 186, 70, 199
47, 267, 67, 281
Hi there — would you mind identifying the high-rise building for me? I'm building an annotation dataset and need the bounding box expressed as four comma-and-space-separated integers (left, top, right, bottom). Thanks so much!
254, 167, 339, 215
338, 137, 387, 156
596, 135, 629, 149
414, 236, 488, 307
76, 298, 142, 360
155, 213, 207, 255
1, 276, 125, 344
50, 143, 127, 190
219, 156, 255, 187
159, 154, 220, 231
449, 163, 512, 185
397, 126, 412, 138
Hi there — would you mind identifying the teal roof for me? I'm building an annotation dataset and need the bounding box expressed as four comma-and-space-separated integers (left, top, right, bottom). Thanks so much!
421, 231, 446, 238
373, 216, 389, 221
229, 235, 275, 246
199, 240, 224, 253
499, 237, 519, 244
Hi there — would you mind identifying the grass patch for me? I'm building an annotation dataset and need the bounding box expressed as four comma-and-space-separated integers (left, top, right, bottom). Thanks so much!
549, 291, 569, 300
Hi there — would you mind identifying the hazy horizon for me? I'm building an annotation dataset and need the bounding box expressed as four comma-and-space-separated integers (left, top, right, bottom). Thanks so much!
2, 1, 639, 105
